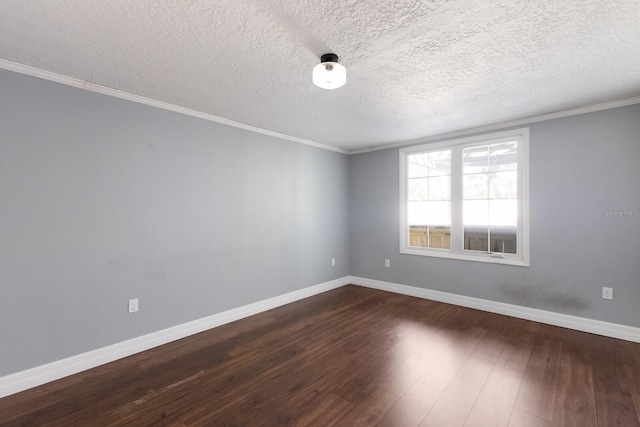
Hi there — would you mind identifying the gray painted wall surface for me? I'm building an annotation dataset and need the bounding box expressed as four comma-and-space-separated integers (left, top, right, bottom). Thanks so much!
350, 104, 640, 328
1, 66, 638, 379
0, 70, 350, 376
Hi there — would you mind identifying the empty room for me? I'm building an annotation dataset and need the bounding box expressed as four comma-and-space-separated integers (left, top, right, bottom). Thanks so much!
1, 0, 639, 426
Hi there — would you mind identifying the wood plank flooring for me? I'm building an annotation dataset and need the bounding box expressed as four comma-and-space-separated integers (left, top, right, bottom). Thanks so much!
1, 285, 639, 426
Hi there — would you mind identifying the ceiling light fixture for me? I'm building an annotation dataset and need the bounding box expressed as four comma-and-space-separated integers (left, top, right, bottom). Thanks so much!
312, 53, 346, 90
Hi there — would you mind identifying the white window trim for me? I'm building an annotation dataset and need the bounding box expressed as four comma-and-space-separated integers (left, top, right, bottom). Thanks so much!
399, 128, 530, 267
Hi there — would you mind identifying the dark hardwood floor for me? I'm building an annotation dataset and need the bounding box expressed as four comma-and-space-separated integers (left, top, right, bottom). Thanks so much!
1, 285, 639, 426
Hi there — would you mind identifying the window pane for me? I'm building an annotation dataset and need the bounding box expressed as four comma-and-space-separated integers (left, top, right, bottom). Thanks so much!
463, 174, 488, 199
408, 201, 428, 225
463, 145, 489, 174
489, 141, 517, 172
409, 225, 428, 247
408, 153, 429, 178
428, 150, 451, 176
407, 150, 451, 249
428, 201, 450, 225
464, 226, 489, 252
409, 225, 451, 249
408, 201, 450, 226
489, 171, 517, 199
464, 200, 488, 226
489, 199, 517, 226
462, 141, 519, 253
408, 178, 428, 201
489, 226, 517, 254
429, 226, 451, 249
429, 176, 450, 200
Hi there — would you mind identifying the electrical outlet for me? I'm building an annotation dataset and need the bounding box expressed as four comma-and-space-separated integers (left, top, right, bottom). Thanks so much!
331, 258, 336, 266
128, 298, 139, 313
602, 287, 613, 300
384, 259, 390, 268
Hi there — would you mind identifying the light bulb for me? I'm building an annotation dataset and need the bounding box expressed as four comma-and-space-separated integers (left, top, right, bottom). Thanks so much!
312, 56, 346, 90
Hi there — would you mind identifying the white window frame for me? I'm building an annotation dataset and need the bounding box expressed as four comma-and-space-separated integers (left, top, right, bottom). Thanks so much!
399, 128, 530, 267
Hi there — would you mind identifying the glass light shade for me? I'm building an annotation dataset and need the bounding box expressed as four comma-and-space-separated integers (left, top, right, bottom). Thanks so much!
312, 61, 346, 89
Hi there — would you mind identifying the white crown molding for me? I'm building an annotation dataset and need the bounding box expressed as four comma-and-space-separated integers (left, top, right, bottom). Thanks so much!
348, 276, 640, 343
348, 96, 640, 154
0, 276, 350, 398
0, 59, 349, 155
1, 59, 638, 157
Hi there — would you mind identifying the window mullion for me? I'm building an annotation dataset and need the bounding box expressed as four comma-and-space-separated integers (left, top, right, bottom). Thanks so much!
450, 147, 463, 254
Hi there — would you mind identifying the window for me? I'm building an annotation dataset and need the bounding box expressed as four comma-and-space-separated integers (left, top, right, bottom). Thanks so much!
400, 128, 529, 266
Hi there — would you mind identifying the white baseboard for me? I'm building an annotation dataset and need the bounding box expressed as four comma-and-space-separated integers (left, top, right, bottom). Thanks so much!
348, 276, 640, 343
3, 275, 637, 399
0, 277, 350, 398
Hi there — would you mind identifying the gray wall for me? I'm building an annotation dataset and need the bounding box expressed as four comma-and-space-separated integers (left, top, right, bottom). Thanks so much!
0, 69, 350, 376
1, 66, 638, 379
350, 104, 640, 328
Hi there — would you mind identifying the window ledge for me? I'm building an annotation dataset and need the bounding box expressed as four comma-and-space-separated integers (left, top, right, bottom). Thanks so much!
400, 247, 530, 267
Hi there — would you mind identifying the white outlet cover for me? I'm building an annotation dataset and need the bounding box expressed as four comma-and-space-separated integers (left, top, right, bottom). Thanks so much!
128, 298, 139, 313
331, 258, 336, 266
385, 259, 390, 268
602, 287, 613, 300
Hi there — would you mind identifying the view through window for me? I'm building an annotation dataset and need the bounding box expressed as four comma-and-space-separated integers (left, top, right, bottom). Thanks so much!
400, 129, 529, 266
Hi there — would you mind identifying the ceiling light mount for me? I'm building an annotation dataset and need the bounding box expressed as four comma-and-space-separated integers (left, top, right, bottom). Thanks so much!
320, 53, 339, 63
313, 53, 346, 90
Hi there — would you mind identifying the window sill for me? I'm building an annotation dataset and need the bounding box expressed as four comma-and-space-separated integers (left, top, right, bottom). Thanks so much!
400, 247, 530, 267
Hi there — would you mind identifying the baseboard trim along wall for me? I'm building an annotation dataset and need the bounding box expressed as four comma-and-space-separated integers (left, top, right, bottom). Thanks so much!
2, 275, 639, 398
0, 277, 350, 399
349, 276, 640, 344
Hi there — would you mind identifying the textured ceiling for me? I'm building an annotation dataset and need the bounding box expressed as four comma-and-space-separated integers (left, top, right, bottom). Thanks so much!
0, 0, 639, 151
